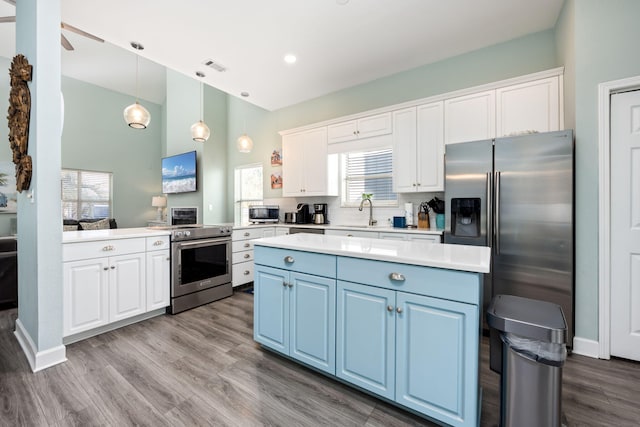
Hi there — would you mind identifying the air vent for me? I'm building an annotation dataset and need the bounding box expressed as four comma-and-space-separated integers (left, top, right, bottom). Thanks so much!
202, 59, 227, 72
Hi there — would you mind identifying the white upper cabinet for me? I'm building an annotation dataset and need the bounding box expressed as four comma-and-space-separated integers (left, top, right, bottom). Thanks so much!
393, 102, 444, 193
282, 127, 338, 197
496, 76, 560, 137
328, 112, 392, 144
444, 90, 496, 145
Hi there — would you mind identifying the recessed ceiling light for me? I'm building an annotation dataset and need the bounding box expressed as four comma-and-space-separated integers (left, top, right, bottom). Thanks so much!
336, 0, 350, 4
241, 92, 250, 97
284, 54, 297, 64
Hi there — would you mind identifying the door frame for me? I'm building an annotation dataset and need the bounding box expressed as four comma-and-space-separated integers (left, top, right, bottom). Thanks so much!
598, 75, 640, 359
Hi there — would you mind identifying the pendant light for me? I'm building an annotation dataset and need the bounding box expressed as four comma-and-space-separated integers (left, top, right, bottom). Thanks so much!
191, 71, 211, 142
123, 42, 151, 129
236, 91, 254, 153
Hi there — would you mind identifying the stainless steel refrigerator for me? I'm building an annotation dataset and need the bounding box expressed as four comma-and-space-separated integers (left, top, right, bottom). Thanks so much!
444, 130, 574, 343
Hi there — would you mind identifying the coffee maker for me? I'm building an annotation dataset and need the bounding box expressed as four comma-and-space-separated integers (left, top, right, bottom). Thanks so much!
295, 203, 311, 224
313, 203, 328, 224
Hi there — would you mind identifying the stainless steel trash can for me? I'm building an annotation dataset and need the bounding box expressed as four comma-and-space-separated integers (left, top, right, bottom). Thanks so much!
487, 295, 567, 427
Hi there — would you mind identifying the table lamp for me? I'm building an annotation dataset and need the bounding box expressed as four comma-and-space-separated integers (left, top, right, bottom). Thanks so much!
152, 196, 167, 221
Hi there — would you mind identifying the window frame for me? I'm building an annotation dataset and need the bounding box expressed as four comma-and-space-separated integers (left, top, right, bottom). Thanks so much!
234, 163, 264, 223
339, 147, 397, 208
61, 168, 113, 220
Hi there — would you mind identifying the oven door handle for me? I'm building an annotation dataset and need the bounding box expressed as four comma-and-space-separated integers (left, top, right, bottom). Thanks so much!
175, 238, 231, 249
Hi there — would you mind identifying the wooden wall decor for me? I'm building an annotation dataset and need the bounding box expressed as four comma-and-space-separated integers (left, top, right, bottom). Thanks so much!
7, 54, 33, 193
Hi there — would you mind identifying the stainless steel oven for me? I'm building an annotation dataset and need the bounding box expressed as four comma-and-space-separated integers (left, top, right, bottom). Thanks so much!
169, 225, 232, 314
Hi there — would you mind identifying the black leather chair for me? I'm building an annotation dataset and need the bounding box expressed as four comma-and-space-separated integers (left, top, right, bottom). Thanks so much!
0, 238, 17, 309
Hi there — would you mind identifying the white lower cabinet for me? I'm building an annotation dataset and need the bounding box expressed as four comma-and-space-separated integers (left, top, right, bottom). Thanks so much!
108, 253, 146, 323
232, 227, 275, 287
64, 251, 146, 336
146, 250, 170, 312
63, 258, 110, 336
63, 235, 170, 339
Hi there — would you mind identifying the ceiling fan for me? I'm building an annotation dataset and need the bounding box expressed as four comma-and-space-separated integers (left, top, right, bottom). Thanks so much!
0, 0, 104, 51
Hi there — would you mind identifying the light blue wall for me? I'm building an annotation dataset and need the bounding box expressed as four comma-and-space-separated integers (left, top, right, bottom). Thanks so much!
570, 0, 640, 341
61, 77, 163, 228
202, 85, 230, 224
165, 69, 205, 222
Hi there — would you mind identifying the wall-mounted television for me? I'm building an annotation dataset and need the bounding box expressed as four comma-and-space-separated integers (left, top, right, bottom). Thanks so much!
162, 150, 197, 194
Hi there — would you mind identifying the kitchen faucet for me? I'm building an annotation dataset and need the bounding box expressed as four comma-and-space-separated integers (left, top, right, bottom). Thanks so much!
358, 198, 377, 226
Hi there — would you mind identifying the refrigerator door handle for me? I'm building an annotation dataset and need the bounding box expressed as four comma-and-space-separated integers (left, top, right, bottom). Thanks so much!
486, 172, 493, 248
495, 171, 501, 255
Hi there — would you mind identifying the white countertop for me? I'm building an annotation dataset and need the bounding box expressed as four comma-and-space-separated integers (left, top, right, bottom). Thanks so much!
62, 227, 171, 243
233, 222, 443, 236
254, 233, 490, 273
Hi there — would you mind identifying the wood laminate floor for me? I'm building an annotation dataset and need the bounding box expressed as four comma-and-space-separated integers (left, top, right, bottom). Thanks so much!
1, 291, 639, 426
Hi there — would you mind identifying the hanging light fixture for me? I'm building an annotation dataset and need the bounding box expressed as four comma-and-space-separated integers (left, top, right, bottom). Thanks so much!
123, 42, 151, 129
237, 91, 254, 153
191, 71, 211, 142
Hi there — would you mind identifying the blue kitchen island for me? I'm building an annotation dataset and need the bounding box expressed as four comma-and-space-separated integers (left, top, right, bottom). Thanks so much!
253, 233, 490, 427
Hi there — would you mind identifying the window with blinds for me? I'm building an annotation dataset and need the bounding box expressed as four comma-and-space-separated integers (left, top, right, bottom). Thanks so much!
234, 163, 264, 224
61, 169, 113, 220
341, 148, 396, 206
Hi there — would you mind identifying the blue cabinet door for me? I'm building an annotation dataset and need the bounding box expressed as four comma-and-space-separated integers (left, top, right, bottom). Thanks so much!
254, 265, 289, 353
336, 280, 396, 399
395, 292, 479, 427
290, 272, 336, 374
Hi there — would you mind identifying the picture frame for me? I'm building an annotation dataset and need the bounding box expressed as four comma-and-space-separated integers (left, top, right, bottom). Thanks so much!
271, 149, 282, 166
0, 161, 17, 213
270, 170, 282, 189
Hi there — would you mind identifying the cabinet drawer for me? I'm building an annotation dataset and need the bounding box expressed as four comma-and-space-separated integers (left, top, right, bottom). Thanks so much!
233, 240, 254, 252
233, 261, 254, 286
254, 246, 336, 279
337, 257, 480, 304
232, 228, 269, 241
325, 229, 379, 239
146, 235, 170, 251
63, 238, 146, 262
233, 250, 253, 264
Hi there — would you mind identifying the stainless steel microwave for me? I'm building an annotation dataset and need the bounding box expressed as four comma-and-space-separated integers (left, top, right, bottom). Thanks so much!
248, 205, 279, 223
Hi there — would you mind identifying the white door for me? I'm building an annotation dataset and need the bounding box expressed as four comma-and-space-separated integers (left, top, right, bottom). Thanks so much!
611, 89, 640, 361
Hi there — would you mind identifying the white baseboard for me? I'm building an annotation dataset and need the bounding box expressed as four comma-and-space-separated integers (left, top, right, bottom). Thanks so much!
572, 336, 600, 359
14, 318, 67, 372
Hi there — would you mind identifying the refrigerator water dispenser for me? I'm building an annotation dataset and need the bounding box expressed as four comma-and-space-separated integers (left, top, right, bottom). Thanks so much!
451, 198, 481, 237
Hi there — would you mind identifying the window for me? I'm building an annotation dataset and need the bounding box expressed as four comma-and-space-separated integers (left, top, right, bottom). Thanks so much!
234, 163, 263, 223
341, 148, 396, 206
61, 169, 113, 220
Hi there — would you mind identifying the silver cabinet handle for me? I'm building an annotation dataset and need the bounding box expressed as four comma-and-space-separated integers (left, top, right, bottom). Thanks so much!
396, 307, 403, 314
288, 283, 293, 288
102, 245, 114, 251
153, 240, 163, 246
110, 266, 115, 270
284, 256, 294, 263
244, 253, 251, 259
347, 234, 353, 237
244, 270, 250, 275
103, 267, 109, 271
389, 272, 405, 282
387, 305, 393, 312
282, 282, 288, 287
244, 232, 250, 237
166, 257, 170, 261
244, 243, 250, 248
